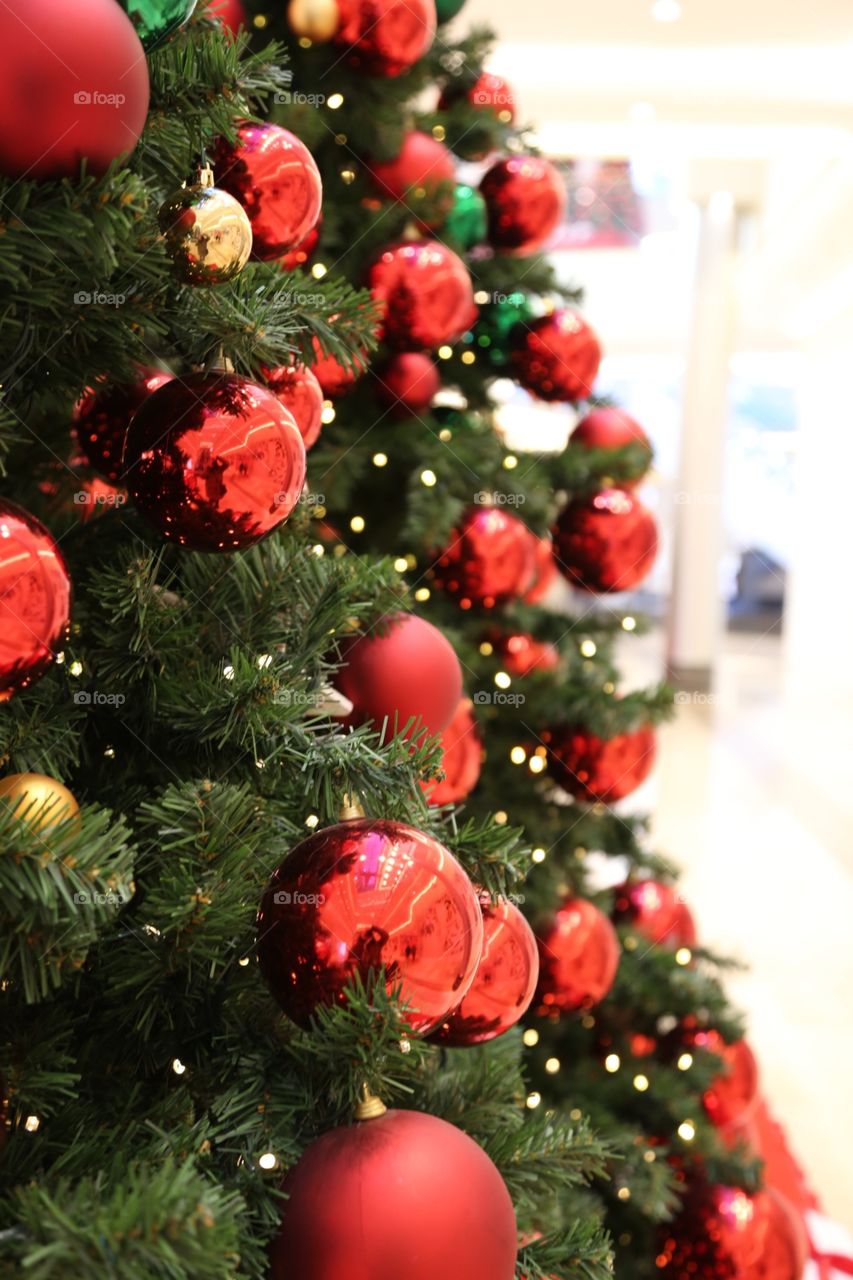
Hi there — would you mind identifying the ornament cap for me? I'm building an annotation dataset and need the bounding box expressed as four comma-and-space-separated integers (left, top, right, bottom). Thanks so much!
198, 164, 215, 189
338, 793, 366, 820
355, 1084, 387, 1121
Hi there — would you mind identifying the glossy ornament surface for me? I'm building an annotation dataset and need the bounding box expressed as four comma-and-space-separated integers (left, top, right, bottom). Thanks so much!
612, 879, 697, 950
333, 0, 436, 76
118, 0, 196, 48
491, 630, 559, 677
467, 72, 516, 122
669, 1029, 760, 1130
209, 0, 246, 27
123, 372, 306, 552
656, 1184, 806, 1280
544, 723, 656, 804
287, 0, 340, 41
310, 336, 367, 396
0, 501, 71, 701
431, 506, 536, 608
524, 536, 558, 603
571, 407, 652, 487
367, 241, 475, 350
213, 123, 322, 259
422, 698, 482, 806
535, 897, 620, 1015
444, 183, 488, 249
74, 367, 173, 482
264, 364, 325, 449
480, 156, 565, 254
552, 488, 658, 593
374, 352, 440, 415
474, 291, 535, 368
510, 309, 601, 402
0, 773, 79, 832
368, 131, 455, 218
158, 175, 252, 284
257, 818, 484, 1033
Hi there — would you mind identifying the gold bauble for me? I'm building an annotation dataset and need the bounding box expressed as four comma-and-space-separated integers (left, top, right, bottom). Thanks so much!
0, 773, 80, 832
158, 166, 253, 285
287, 0, 340, 42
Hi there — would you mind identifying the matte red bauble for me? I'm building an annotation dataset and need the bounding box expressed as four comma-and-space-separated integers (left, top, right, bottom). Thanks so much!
552, 488, 658, 593
535, 897, 619, 1015
279, 223, 320, 271
367, 241, 475, 351
656, 1184, 806, 1280
213, 123, 322, 259
480, 156, 565, 255
430, 506, 536, 608
0, 0, 149, 180
571, 407, 652, 487
510, 309, 601, 402
543, 723, 656, 804
256, 818, 484, 1033
611, 880, 697, 951
431, 894, 538, 1045
263, 364, 325, 449
368, 131, 455, 212
375, 352, 440, 415
270, 1107, 517, 1280
123, 372, 306, 552
310, 336, 367, 397
422, 698, 482, 806
74, 367, 173, 482
491, 631, 559, 677
0, 501, 71, 702
524, 536, 558, 604
335, 613, 462, 742
333, 0, 436, 76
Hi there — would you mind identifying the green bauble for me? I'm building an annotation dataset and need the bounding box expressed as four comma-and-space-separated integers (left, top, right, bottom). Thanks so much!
474, 293, 536, 368
443, 184, 487, 250
119, 0, 198, 49
435, 0, 467, 21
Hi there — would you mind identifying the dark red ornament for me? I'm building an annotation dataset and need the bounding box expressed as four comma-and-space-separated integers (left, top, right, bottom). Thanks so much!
368, 131, 455, 217
543, 723, 656, 804
270, 1107, 517, 1280
209, 0, 246, 30
310, 336, 367, 397
263, 364, 325, 450
374, 352, 440, 416
535, 897, 620, 1015
524, 536, 558, 604
74, 367, 173, 482
510, 309, 601, 402
279, 223, 320, 272
552, 488, 658, 593
612, 880, 697, 951
571, 407, 652, 487
0, 0, 149, 181
0, 501, 71, 702
422, 698, 482, 806
656, 1184, 806, 1280
431, 894, 538, 1045
480, 156, 565, 255
257, 817, 484, 1034
491, 631, 559, 677
333, 0, 436, 76
123, 371, 306, 552
213, 123, 322, 260
430, 506, 536, 609
367, 241, 475, 351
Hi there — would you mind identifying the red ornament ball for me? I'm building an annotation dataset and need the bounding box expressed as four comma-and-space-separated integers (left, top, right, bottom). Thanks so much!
263, 364, 325, 450
656, 1184, 806, 1280
0, 501, 71, 702
74, 366, 173, 482
611, 880, 697, 951
279, 223, 320, 272
430, 894, 538, 1046
309, 335, 367, 397
535, 897, 620, 1015
375, 352, 440, 416
552, 488, 658, 593
467, 72, 516, 122
669, 1029, 760, 1130
480, 156, 565, 255
334, 0, 436, 76
257, 818, 484, 1034
123, 371, 306, 552
335, 613, 462, 742
490, 631, 559, 677
524, 536, 558, 604
367, 240, 475, 351
213, 123, 322, 260
422, 698, 482, 807
368, 131, 455, 215
430, 506, 536, 609
510, 309, 601, 402
571, 407, 652, 487
543, 723, 656, 804
270, 1107, 517, 1280
0, 0, 149, 180
209, 0, 246, 30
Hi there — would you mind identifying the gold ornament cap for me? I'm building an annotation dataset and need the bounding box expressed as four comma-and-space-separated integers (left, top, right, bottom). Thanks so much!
355, 1084, 387, 1122
338, 793, 366, 821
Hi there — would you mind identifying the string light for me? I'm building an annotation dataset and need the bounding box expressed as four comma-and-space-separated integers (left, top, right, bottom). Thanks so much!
253, 13, 268, 26
103, 746, 116, 759
311, 263, 327, 279
311, 544, 324, 557
526, 1092, 542, 1109
522, 1028, 539, 1047
528, 756, 546, 774
617, 1187, 631, 1202
579, 639, 597, 657
297, 34, 312, 46
677, 1052, 694, 1071
321, 404, 336, 424
256, 654, 272, 669
69, 660, 83, 677
171, 1058, 187, 1076
238, 956, 251, 967
474, 290, 490, 305
569, 1108, 582, 1121
675, 947, 692, 966
258, 1152, 278, 1170
393, 557, 408, 572
327, 93, 344, 109
545, 1057, 560, 1074
350, 516, 365, 533
494, 670, 511, 689
531, 847, 546, 863
420, 469, 437, 487
432, 124, 446, 141
479, 641, 494, 656
503, 454, 518, 470
605, 1053, 621, 1073
223, 665, 235, 681
460, 351, 476, 365
644, 1149, 657, 1163
373, 452, 388, 467
494, 810, 508, 824
622, 615, 637, 632
677, 1120, 696, 1141
305, 814, 320, 829
400, 1036, 412, 1054
624, 934, 639, 951
437, 345, 453, 360
603, 680, 615, 694
439, 427, 452, 441
340, 169, 356, 185
24, 1115, 40, 1132
510, 746, 527, 765
414, 587, 430, 602
633, 1074, 650, 1092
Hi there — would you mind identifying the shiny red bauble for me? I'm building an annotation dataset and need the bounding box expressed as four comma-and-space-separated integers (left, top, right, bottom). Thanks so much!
422, 698, 482, 807
368, 131, 455, 209
491, 631, 559, 677
656, 1184, 806, 1280
256, 818, 484, 1034
209, 0, 247, 29
535, 897, 620, 1015
279, 222, 320, 272
611, 880, 697, 951
270, 1107, 517, 1280
480, 156, 565, 255
510, 309, 602, 402
123, 371, 306, 552
0, 501, 71, 702
670, 1029, 760, 1130
213, 123, 322, 260
524, 536, 558, 604
544, 723, 656, 804
552, 488, 658, 593
263, 364, 325, 449
431, 894, 538, 1046
74, 367, 173, 482
467, 72, 516, 122
335, 613, 462, 742
309, 336, 367, 397
367, 241, 475, 351
375, 352, 440, 416
333, 0, 436, 76
0, 0, 149, 180
431, 506, 536, 608
571, 407, 652, 487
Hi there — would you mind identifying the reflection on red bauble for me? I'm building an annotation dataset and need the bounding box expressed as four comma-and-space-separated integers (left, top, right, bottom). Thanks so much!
334, 0, 436, 76
524, 537, 558, 604
213, 123, 322, 259
270, 1107, 517, 1280
309, 335, 367, 397
335, 613, 462, 742
368, 131, 455, 214
543, 723, 656, 804
490, 631, 559, 677
422, 698, 482, 806
375, 352, 440, 415
279, 223, 320, 271
0, 501, 71, 702
480, 156, 565, 255
571, 407, 652, 487
430, 894, 538, 1045
612, 880, 696, 951
535, 897, 619, 1014
257, 818, 483, 1033
430, 506, 536, 608
263, 364, 325, 449
552, 488, 658, 593
209, 0, 247, 30
510, 309, 601, 402
74, 367, 173, 482
123, 371, 306, 552
0, 0, 149, 180
656, 1184, 806, 1280
367, 240, 475, 351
